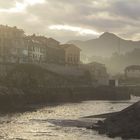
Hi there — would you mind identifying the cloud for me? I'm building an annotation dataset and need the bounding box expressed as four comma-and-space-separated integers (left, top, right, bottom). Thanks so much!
49, 25, 100, 36
0, 0, 45, 13
110, 0, 140, 20
0, 0, 22, 9
0, 0, 140, 42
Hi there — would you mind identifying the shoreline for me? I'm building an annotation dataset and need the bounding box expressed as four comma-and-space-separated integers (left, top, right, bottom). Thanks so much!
0, 86, 131, 114
88, 101, 140, 139
45, 100, 140, 139
0, 95, 139, 139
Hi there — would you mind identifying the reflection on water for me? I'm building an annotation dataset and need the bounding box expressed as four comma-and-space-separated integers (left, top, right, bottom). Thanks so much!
0, 98, 139, 140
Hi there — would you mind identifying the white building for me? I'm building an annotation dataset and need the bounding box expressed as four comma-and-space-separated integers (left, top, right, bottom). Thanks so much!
27, 39, 46, 63
125, 65, 140, 78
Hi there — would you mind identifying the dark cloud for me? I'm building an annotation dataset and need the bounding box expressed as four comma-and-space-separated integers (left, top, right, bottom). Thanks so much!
110, 0, 140, 20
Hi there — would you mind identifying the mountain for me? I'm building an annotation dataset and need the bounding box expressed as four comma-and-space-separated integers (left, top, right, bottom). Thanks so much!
68, 32, 140, 57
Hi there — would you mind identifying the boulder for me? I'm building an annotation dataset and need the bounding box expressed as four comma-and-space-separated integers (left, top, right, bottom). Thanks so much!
98, 101, 140, 138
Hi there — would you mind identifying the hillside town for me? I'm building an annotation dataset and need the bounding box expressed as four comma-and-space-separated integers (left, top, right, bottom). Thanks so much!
0, 25, 110, 86
0, 25, 140, 88
0, 25, 80, 65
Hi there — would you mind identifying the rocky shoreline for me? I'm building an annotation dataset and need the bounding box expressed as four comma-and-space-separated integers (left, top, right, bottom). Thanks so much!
89, 101, 140, 139
47, 101, 140, 139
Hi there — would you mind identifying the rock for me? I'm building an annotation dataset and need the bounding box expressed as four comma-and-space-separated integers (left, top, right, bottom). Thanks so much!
96, 101, 140, 139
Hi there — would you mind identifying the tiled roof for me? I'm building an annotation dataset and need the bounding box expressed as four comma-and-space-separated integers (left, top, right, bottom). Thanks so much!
125, 65, 140, 71
47, 38, 60, 43
59, 44, 81, 50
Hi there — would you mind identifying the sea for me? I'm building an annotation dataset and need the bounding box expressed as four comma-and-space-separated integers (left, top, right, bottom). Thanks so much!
0, 96, 139, 140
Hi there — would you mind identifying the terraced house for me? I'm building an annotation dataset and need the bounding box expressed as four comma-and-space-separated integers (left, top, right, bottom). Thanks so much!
26, 36, 46, 63
0, 25, 28, 63
59, 44, 81, 65
0, 25, 81, 66
28, 35, 81, 65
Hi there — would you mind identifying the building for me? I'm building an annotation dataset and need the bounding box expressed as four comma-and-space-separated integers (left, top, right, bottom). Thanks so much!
45, 38, 64, 64
0, 25, 25, 39
27, 38, 46, 63
0, 25, 81, 66
28, 35, 64, 64
45, 46, 65, 64
0, 25, 27, 63
28, 35, 60, 48
46, 38, 60, 48
59, 44, 81, 65
45, 43, 81, 65
31, 37, 81, 65
28, 34, 48, 45
125, 65, 140, 78
109, 79, 119, 87
81, 62, 109, 85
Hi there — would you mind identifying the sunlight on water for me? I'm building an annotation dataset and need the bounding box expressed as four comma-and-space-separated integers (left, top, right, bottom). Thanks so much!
0, 97, 139, 140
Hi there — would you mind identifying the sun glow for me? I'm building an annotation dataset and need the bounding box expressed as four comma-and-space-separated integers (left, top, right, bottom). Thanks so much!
49, 25, 100, 36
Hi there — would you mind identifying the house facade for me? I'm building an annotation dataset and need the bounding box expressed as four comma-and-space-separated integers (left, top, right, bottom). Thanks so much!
46, 38, 60, 48
125, 65, 140, 78
27, 39, 46, 63
0, 25, 27, 63
45, 46, 65, 64
28, 36, 81, 65
0, 25, 81, 66
28, 35, 64, 64
59, 44, 81, 65
0, 25, 25, 39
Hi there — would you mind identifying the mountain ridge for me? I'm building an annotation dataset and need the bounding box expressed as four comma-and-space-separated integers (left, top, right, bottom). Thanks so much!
68, 32, 140, 57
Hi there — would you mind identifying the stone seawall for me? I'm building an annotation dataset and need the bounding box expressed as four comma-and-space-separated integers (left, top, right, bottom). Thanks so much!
129, 86, 140, 96
0, 63, 16, 78
23, 86, 131, 104
0, 63, 131, 112
0, 86, 131, 112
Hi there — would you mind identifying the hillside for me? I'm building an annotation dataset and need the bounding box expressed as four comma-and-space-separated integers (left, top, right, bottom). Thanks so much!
68, 32, 140, 57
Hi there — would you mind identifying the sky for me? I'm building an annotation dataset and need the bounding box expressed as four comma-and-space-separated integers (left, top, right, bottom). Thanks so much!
0, 0, 140, 42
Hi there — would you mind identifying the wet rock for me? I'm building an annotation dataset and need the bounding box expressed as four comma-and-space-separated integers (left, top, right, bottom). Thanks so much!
47, 119, 95, 128
94, 101, 140, 139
